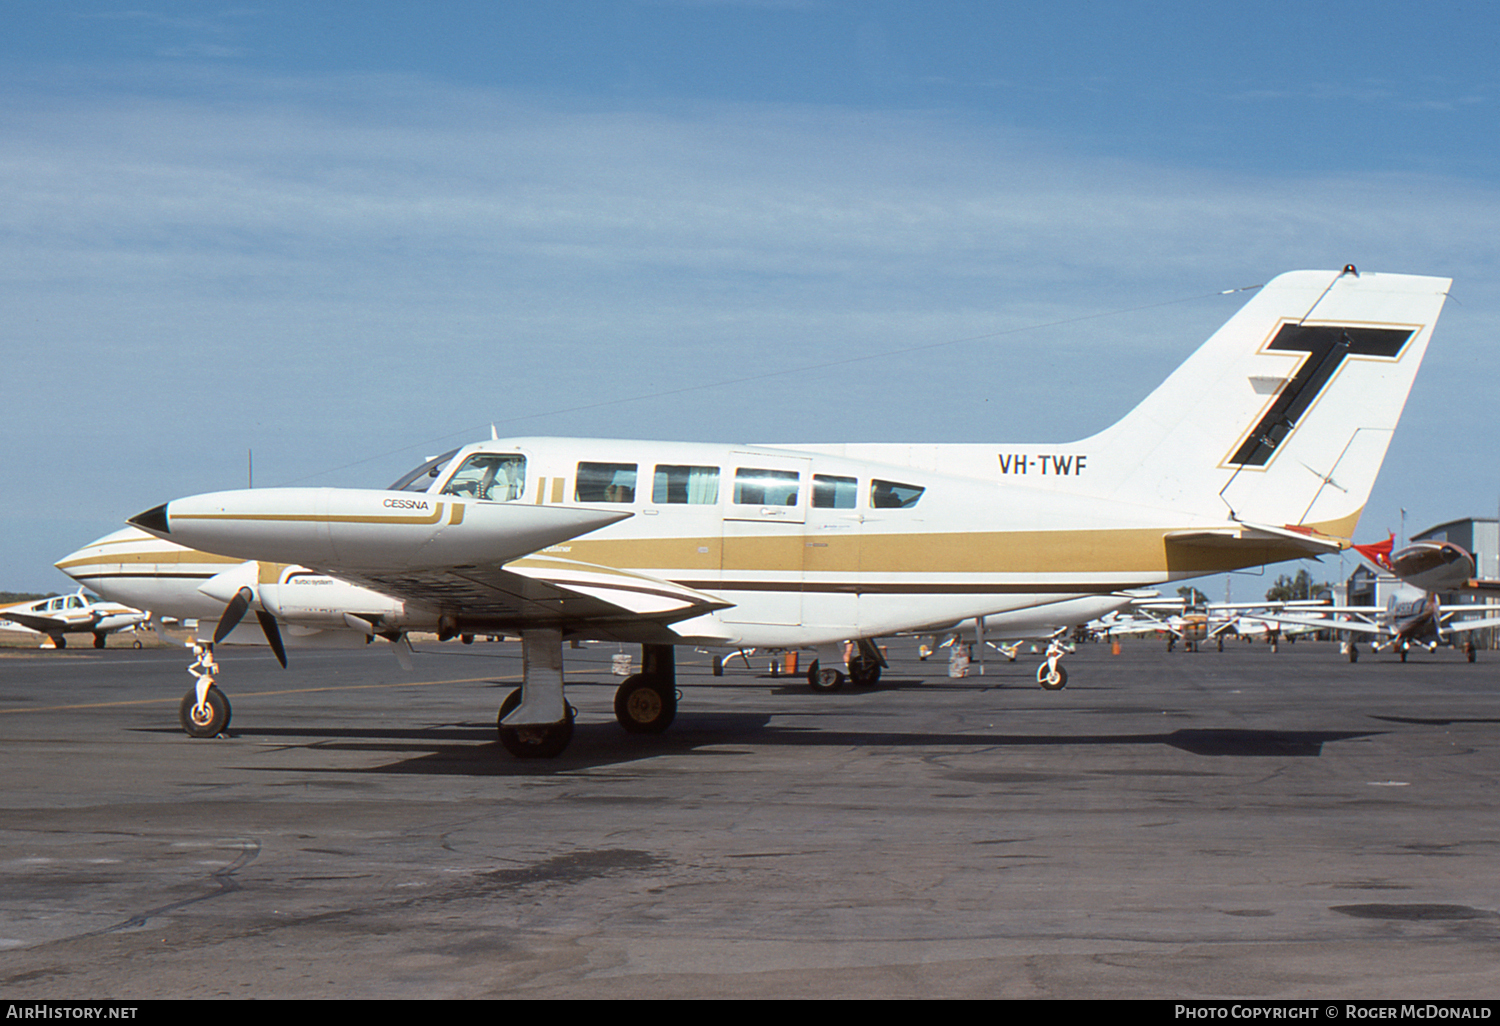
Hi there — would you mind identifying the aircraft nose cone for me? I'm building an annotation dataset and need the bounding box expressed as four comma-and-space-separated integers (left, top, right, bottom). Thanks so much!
128, 503, 171, 536
54, 546, 90, 579
54, 535, 114, 581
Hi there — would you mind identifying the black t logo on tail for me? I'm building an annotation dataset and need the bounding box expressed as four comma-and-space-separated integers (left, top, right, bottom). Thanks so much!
1229, 323, 1415, 467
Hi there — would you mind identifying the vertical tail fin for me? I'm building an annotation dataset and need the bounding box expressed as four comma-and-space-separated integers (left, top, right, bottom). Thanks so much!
1087, 268, 1449, 534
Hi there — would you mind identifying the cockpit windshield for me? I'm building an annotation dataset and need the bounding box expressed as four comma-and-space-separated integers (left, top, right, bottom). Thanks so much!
387, 449, 459, 493
441, 453, 527, 502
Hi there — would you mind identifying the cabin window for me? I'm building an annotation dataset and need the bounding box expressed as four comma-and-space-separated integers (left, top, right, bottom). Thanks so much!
652, 465, 720, 504
387, 448, 459, 492
734, 468, 800, 507
440, 454, 527, 502
871, 479, 924, 509
812, 474, 857, 509
575, 462, 638, 503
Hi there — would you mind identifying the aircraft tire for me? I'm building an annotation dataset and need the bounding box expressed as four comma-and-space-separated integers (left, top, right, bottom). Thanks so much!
806, 660, 845, 692
496, 688, 574, 758
1036, 663, 1068, 691
614, 675, 677, 734
94, 633, 107, 649
179, 686, 231, 738
848, 655, 882, 686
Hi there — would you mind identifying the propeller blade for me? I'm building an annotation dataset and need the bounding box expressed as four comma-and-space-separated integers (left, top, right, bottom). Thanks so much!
214, 586, 254, 643
255, 610, 288, 668
148, 614, 188, 649
391, 634, 413, 672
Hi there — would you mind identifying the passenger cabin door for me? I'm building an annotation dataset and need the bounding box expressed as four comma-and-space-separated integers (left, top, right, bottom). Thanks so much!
720, 454, 809, 626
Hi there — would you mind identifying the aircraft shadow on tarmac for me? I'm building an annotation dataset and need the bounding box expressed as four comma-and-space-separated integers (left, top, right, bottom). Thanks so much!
137, 715, 1381, 777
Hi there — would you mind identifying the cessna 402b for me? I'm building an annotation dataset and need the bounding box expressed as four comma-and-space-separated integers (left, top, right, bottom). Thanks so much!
58, 268, 1449, 757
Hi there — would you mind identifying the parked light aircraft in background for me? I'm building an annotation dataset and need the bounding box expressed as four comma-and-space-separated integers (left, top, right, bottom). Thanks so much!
59, 267, 1450, 756
906, 591, 1160, 685
1106, 597, 1331, 651
0, 589, 148, 649
1265, 534, 1500, 662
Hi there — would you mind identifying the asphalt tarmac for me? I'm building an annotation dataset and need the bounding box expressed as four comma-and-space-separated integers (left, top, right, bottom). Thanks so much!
1, 636, 1497, 999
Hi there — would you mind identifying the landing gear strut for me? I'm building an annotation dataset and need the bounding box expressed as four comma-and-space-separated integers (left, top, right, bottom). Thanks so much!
848, 639, 884, 685
497, 629, 575, 758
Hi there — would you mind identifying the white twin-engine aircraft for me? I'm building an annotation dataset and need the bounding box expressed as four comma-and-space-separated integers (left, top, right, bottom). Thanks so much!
0, 589, 148, 649
57, 268, 1450, 757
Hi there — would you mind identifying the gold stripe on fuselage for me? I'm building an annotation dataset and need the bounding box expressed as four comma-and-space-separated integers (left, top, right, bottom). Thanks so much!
172, 503, 447, 527
54, 548, 244, 573
559, 519, 1353, 580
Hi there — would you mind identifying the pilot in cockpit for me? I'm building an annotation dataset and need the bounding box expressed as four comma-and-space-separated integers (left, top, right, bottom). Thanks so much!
440, 453, 526, 502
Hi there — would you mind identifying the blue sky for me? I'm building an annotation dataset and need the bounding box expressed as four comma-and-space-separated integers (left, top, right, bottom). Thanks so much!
4, 1, 1498, 594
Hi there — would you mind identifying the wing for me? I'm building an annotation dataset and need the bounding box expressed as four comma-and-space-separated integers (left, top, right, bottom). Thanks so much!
0, 611, 68, 634
123, 488, 738, 643
1442, 610, 1500, 635
1254, 610, 1384, 635
332, 555, 736, 644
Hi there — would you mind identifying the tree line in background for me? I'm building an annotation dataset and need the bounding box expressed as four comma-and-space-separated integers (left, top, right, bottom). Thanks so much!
1175, 568, 1332, 606
0, 592, 55, 605
1263, 568, 1331, 602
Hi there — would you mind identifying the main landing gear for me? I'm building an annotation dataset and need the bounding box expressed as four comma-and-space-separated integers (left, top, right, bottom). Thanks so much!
496, 686, 574, 759
496, 628, 574, 758
614, 644, 678, 735
497, 635, 681, 758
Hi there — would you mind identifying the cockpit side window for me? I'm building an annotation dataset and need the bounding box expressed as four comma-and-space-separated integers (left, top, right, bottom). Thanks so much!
575, 462, 638, 503
870, 479, 924, 509
440, 454, 528, 501
387, 448, 460, 493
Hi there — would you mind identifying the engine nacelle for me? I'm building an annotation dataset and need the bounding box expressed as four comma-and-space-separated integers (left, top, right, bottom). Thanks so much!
130, 488, 630, 571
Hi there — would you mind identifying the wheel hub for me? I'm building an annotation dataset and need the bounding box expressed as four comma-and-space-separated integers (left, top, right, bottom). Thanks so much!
626, 689, 662, 723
